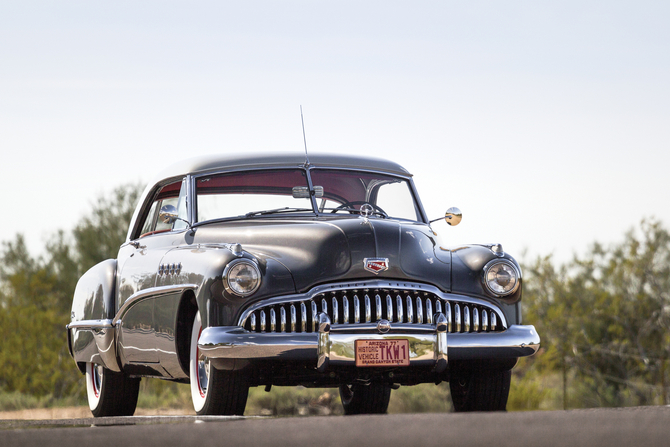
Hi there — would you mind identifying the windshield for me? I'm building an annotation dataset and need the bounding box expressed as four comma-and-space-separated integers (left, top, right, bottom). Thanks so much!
194, 168, 422, 222
196, 169, 313, 222
309, 169, 421, 221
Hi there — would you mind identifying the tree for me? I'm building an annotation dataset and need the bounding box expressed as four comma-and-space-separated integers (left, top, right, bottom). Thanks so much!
0, 183, 143, 400
515, 219, 670, 409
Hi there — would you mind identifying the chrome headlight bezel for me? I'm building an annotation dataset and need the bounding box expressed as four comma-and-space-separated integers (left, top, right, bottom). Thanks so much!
223, 259, 261, 297
482, 259, 521, 297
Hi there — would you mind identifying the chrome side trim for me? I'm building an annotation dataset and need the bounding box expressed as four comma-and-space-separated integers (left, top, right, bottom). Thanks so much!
67, 319, 114, 330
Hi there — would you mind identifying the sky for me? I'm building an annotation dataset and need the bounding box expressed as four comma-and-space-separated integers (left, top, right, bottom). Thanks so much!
1, 1, 669, 266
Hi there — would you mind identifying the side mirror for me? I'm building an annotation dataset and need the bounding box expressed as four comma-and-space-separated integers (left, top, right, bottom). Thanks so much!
159, 204, 179, 224
444, 207, 462, 226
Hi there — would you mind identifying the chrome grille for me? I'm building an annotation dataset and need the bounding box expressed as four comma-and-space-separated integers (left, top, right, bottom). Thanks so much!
242, 289, 505, 334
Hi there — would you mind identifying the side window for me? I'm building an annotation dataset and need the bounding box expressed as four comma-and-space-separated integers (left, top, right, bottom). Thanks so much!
137, 179, 184, 238
173, 178, 189, 231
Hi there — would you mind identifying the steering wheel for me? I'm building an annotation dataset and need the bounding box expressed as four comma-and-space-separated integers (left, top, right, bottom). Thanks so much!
331, 201, 388, 218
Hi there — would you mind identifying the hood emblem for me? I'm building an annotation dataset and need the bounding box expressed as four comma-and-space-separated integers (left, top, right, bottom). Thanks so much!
364, 258, 389, 274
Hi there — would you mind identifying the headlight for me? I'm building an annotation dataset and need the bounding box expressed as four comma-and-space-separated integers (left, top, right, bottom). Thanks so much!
483, 260, 520, 296
223, 259, 261, 297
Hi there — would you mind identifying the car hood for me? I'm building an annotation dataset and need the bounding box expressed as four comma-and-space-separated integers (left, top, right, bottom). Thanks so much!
192, 217, 451, 292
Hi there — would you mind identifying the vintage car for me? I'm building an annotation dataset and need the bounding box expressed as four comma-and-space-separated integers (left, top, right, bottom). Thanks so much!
67, 152, 540, 416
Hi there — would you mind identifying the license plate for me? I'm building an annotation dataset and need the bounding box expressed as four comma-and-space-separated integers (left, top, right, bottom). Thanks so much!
355, 339, 410, 367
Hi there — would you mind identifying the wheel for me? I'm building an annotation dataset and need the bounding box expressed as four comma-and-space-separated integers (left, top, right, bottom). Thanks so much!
85, 362, 140, 417
189, 312, 249, 415
449, 368, 511, 412
330, 201, 388, 218
339, 383, 392, 415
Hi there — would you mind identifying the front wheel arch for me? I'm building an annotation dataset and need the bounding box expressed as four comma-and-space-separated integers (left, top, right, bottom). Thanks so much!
175, 290, 198, 376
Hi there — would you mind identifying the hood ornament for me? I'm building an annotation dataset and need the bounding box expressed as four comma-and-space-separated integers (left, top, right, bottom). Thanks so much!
364, 258, 389, 274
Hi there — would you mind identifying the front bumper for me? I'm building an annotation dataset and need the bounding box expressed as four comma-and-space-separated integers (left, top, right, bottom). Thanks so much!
198, 312, 540, 372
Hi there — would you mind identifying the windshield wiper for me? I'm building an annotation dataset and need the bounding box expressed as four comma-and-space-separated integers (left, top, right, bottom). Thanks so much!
244, 207, 314, 218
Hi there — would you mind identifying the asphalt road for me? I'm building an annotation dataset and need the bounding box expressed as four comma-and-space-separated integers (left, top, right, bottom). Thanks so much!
3, 406, 670, 447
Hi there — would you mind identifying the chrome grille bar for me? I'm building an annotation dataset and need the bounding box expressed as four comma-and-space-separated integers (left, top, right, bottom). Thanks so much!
354, 295, 360, 323
365, 295, 371, 322
416, 297, 424, 324
444, 302, 451, 332
463, 305, 470, 333
332, 297, 339, 324
375, 295, 382, 321
426, 299, 433, 324
454, 304, 461, 333
311, 302, 318, 330
300, 303, 307, 332
343, 295, 349, 324
396, 295, 404, 323
270, 308, 276, 332
482, 309, 489, 332
406, 295, 414, 323
386, 294, 393, 321
280, 307, 286, 332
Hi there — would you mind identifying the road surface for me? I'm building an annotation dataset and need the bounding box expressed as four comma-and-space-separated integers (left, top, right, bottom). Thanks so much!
2, 406, 669, 447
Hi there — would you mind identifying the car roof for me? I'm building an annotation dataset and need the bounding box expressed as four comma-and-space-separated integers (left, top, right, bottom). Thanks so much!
155, 152, 412, 182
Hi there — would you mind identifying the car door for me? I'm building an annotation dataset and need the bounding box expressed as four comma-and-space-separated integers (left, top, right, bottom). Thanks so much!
115, 179, 185, 370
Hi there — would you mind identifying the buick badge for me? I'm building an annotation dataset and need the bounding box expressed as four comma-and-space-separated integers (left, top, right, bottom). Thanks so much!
364, 258, 389, 274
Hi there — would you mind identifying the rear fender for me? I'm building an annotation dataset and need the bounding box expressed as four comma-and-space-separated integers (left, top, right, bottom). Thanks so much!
68, 259, 121, 372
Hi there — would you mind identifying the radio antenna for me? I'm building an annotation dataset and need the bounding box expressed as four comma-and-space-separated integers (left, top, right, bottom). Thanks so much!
300, 105, 310, 167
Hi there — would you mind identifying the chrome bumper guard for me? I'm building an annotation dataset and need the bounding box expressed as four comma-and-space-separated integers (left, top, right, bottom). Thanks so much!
198, 312, 540, 372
